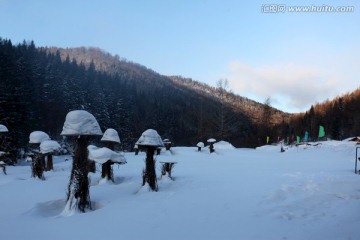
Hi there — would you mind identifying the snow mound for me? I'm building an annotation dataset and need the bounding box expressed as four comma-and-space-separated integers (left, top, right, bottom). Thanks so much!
101, 128, 120, 143
29, 131, 50, 144
342, 136, 360, 142
61, 110, 102, 136
40, 140, 61, 154
213, 140, 235, 149
87, 145, 126, 164
0, 124, 8, 132
256, 144, 280, 152
136, 129, 164, 147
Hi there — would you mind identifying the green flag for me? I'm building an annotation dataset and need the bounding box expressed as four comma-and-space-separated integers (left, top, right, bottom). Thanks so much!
266, 136, 269, 144
296, 136, 300, 144
318, 125, 325, 138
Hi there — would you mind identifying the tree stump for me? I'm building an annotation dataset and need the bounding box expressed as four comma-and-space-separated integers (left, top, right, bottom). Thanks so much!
209, 143, 215, 153
88, 160, 96, 173
161, 162, 176, 179
101, 161, 113, 181
101, 142, 115, 182
142, 146, 158, 191
66, 136, 92, 212
45, 154, 54, 171
31, 152, 45, 180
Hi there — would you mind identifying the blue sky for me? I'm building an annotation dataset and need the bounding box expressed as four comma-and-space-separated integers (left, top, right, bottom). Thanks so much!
1, 0, 359, 113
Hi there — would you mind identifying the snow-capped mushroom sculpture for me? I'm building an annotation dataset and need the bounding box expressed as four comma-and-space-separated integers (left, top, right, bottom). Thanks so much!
61, 110, 102, 215
0, 124, 8, 132
136, 129, 164, 191
101, 128, 120, 144
134, 144, 139, 155
196, 142, 205, 152
0, 124, 8, 168
29, 131, 50, 180
40, 140, 61, 171
29, 131, 50, 144
136, 129, 164, 148
163, 138, 172, 151
61, 110, 102, 136
40, 140, 61, 154
207, 138, 216, 153
87, 145, 126, 165
100, 129, 124, 181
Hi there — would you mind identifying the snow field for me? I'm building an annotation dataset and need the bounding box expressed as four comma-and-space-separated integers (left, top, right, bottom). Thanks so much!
0, 141, 359, 240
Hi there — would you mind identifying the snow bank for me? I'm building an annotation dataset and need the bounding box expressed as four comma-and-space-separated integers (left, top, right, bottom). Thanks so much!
40, 140, 61, 154
61, 110, 102, 136
29, 131, 50, 144
213, 140, 235, 149
2, 141, 360, 240
342, 136, 360, 142
101, 128, 120, 143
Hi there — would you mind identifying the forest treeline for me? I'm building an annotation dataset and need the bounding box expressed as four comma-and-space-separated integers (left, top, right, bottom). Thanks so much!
0, 38, 359, 159
0, 39, 259, 154
282, 90, 360, 142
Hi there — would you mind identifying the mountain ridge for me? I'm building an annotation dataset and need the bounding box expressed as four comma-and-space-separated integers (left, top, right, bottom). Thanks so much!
45, 46, 290, 124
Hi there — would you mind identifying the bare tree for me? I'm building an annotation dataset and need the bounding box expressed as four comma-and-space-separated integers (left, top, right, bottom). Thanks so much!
260, 97, 272, 144
213, 79, 239, 140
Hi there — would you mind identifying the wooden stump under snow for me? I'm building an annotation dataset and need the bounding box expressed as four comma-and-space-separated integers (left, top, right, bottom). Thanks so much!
66, 135, 92, 213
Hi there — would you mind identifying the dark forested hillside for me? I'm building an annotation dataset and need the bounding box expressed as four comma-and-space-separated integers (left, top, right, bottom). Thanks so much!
0, 39, 268, 154
280, 89, 360, 141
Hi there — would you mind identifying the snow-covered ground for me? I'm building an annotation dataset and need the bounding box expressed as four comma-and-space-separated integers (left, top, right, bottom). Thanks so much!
1, 141, 360, 240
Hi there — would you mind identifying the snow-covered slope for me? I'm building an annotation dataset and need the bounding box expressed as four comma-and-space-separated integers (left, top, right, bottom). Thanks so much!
0, 141, 359, 240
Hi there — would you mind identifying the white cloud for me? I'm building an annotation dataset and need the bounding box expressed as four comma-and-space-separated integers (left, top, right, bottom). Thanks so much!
226, 61, 354, 113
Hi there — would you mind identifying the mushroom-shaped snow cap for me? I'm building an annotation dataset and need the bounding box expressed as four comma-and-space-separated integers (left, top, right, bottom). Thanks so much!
29, 131, 50, 144
196, 142, 205, 148
101, 128, 120, 143
207, 138, 216, 143
61, 110, 102, 136
0, 124, 8, 132
40, 140, 61, 154
87, 145, 126, 164
163, 139, 171, 143
136, 129, 164, 147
